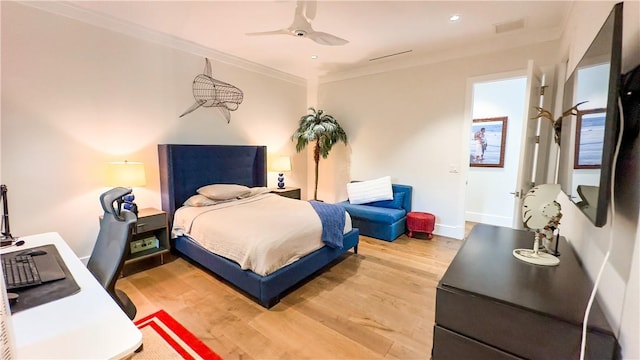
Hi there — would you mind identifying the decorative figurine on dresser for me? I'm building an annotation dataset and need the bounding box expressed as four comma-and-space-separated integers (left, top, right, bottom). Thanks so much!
512, 184, 562, 266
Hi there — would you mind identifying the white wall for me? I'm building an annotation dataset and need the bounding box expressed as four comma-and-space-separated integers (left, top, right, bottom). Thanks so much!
466, 76, 526, 227
1, 2, 307, 260
318, 41, 560, 239
557, 1, 640, 358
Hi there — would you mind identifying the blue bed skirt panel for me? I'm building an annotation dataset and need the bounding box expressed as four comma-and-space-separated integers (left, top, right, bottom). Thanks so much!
173, 228, 360, 308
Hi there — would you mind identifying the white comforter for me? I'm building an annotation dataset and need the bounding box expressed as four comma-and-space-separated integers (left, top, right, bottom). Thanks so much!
172, 193, 352, 276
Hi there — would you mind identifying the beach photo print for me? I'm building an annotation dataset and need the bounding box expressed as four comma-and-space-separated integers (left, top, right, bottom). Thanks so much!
469, 117, 507, 168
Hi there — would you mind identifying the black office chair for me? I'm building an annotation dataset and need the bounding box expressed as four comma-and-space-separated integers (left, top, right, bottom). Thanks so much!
87, 187, 138, 320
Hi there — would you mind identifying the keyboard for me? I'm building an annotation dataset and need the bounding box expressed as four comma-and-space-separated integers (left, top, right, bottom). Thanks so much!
2, 255, 42, 290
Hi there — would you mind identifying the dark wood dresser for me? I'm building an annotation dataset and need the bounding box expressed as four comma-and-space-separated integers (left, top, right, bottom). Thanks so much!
432, 224, 619, 359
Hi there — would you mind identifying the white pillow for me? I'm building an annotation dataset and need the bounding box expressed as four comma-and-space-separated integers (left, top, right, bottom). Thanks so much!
347, 176, 393, 205
197, 184, 251, 200
238, 186, 271, 198
183, 194, 218, 207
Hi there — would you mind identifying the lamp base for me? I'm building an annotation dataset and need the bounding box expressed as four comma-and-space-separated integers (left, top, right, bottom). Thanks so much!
277, 173, 285, 189
513, 249, 560, 266
1, 235, 14, 247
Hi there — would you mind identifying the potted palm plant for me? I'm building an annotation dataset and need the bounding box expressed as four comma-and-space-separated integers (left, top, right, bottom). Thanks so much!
292, 107, 348, 200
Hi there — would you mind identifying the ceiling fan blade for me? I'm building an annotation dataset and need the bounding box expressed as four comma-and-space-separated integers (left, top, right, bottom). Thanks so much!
245, 29, 289, 37
290, 4, 313, 32
306, 31, 349, 46
246, 0, 345, 46
304, 0, 317, 21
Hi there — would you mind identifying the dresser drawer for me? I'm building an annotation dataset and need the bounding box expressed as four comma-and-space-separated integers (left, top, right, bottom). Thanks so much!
433, 325, 522, 360
435, 285, 618, 360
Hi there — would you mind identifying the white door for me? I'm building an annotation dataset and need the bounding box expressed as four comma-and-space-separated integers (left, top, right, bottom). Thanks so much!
512, 60, 546, 229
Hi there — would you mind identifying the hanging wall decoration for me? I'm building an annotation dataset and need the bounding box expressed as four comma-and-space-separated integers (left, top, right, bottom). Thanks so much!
530, 101, 587, 146
469, 117, 508, 168
179, 58, 244, 123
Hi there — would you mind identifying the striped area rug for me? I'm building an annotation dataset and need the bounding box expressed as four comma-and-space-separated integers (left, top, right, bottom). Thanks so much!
134, 310, 222, 360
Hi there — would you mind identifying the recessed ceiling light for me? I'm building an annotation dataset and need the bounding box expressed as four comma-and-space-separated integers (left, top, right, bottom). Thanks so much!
311, 55, 318, 60
450, 14, 461, 22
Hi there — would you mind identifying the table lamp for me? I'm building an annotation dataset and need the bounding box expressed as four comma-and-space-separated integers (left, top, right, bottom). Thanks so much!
270, 156, 291, 189
513, 184, 562, 266
106, 161, 146, 215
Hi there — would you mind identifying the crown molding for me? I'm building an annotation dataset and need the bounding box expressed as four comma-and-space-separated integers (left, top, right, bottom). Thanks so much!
19, 1, 306, 86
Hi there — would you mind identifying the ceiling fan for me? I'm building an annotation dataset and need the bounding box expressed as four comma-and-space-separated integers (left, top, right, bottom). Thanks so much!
246, 0, 348, 46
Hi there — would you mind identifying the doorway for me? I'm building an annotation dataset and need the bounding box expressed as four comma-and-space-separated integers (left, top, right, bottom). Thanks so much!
465, 76, 527, 227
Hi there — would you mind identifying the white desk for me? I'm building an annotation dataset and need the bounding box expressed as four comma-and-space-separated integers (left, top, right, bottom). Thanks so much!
1, 232, 142, 359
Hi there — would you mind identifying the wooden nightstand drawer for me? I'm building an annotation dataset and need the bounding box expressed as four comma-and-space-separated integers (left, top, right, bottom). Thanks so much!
133, 210, 166, 234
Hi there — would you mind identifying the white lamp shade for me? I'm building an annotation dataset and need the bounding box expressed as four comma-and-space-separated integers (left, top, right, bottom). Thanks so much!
270, 156, 292, 172
106, 161, 146, 187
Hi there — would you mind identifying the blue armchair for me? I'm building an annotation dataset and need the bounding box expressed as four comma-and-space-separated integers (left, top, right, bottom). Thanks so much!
338, 184, 412, 241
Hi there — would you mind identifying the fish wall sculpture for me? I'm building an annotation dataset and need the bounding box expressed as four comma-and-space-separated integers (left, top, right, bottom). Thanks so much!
179, 58, 244, 123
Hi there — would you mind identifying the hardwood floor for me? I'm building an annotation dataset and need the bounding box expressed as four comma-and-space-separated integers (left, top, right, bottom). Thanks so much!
119, 233, 462, 360
464, 221, 477, 239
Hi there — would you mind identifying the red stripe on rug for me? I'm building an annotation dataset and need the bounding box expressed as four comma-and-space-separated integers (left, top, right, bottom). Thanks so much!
146, 321, 195, 360
135, 309, 222, 360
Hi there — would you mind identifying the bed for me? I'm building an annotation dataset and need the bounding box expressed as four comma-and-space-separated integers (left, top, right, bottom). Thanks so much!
158, 144, 360, 308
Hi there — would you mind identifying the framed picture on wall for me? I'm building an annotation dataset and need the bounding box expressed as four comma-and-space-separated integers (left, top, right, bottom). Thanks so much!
574, 108, 606, 169
469, 117, 507, 168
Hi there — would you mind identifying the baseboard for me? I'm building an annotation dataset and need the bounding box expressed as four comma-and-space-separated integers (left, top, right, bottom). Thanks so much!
435, 224, 464, 240
465, 211, 512, 228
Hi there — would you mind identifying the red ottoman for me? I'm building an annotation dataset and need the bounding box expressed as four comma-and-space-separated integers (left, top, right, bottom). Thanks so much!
407, 212, 435, 239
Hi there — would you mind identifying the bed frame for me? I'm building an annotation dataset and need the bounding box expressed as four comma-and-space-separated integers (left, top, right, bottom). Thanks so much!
158, 144, 359, 308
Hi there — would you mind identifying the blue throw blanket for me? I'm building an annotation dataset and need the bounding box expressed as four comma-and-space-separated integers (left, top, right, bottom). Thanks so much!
309, 200, 345, 249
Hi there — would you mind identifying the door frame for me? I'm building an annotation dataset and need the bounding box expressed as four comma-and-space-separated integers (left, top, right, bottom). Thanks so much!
461, 65, 555, 231
461, 69, 526, 230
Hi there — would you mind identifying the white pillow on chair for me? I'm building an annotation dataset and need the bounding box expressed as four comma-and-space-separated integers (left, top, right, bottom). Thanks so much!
347, 176, 393, 205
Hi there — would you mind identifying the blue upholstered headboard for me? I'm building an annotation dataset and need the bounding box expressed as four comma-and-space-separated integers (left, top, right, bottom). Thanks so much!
158, 144, 267, 223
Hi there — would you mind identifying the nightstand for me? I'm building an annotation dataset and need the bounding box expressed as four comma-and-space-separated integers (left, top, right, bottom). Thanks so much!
271, 187, 301, 200
126, 208, 170, 266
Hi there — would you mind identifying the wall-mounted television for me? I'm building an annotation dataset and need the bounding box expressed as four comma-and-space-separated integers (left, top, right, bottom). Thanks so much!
557, 2, 623, 227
